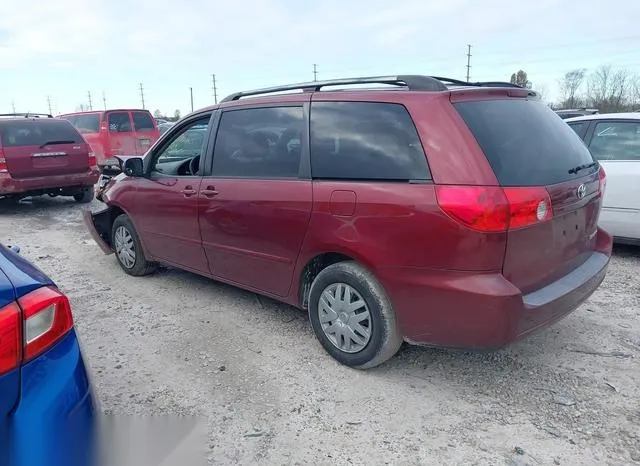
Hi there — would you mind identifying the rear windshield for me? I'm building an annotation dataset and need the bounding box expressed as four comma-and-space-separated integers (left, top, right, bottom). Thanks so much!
455, 99, 596, 186
0, 119, 84, 147
63, 114, 100, 133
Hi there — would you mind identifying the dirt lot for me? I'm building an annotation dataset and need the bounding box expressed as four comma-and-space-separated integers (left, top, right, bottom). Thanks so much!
1, 196, 639, 465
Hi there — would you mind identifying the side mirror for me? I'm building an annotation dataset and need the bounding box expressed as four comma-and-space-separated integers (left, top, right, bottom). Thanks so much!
122, 158, 144, 177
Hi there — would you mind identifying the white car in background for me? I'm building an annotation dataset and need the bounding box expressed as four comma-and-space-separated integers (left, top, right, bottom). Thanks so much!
566, 113, 640, 245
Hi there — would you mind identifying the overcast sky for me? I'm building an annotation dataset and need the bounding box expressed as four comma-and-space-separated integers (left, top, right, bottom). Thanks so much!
2, 0, 640, 116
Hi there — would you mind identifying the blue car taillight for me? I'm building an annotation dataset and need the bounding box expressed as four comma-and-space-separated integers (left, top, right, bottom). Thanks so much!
0, 287, 73, 374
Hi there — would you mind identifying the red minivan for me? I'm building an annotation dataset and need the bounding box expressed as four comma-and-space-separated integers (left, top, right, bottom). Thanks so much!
84, 75, 612, 369
0, 114, 99, 202
58, 109, 160, 166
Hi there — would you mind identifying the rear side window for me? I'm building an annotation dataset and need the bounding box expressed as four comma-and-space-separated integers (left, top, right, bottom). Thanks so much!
567, 121, 588, 138
0, 120, 83, 147
589, 121, 640, 161
455, 99, 595, 186
132, 112, 155, 131
310, 102, 430, 181
108, 112, 132, 133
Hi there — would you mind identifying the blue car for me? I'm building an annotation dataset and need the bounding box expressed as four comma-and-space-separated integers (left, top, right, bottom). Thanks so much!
0, 244, 97, 466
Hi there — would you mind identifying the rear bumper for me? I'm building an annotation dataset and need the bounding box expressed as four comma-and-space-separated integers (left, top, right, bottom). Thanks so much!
0, 168, 100, 195
381, 229, 612, 349
11, 329, 97, 466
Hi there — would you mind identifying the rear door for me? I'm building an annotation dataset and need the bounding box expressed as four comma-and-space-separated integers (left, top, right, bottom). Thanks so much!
0, 119, 91, 178
584, 119, 640, 239
454, 98, 603, 293
105, 111, 136, 157
131, 111, 159, 155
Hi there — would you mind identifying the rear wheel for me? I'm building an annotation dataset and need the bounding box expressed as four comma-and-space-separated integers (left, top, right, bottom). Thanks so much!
111, 214, 156, 276
73, 188, 94, 204
308, 261, 403, 369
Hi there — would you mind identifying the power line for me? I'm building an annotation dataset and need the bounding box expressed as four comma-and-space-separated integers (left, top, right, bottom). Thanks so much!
466, 44, 472, 82
212, 74, 218, 104
313, 64, 318, 81
139, 83, 146, 109
87, 91, 93, 111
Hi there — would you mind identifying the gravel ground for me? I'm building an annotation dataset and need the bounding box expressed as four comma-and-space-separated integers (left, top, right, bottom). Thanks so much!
1, 196, 639, 465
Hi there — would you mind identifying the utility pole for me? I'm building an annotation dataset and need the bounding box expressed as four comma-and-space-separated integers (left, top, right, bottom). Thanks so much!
87, 91, 93, 111
139, 83, 146, 109
466, 44, 472, 83
190, 87, 194, 112
313, 64, 318, 81
11, 101, 16, 113
47, 96, 52, 114
212, 74, 218, 104
102, 91, 107, 110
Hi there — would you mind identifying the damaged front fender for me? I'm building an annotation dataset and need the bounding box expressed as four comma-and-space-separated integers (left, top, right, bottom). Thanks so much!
83, 208, 114, 255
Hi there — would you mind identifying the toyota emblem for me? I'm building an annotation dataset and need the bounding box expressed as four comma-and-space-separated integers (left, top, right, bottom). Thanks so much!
577, 184, 586, 199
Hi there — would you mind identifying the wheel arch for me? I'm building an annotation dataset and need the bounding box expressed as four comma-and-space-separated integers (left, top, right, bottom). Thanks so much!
297, 248, 377, 309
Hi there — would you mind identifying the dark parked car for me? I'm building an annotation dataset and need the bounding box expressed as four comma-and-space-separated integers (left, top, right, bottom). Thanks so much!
85, 75, 612, 368
0, 114, 99, 202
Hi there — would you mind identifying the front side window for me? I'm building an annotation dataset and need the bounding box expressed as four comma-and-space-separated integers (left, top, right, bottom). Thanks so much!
108, 112, 132, 133
589, 121, 640, 161
212, 106, 304, 178
152, 116, 211, 174
310, 102, 430, 181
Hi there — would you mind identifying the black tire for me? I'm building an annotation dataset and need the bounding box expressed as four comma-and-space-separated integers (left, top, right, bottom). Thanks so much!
74, 188, 94, 204
111, 214, 157, 276
308, 261, 403, 369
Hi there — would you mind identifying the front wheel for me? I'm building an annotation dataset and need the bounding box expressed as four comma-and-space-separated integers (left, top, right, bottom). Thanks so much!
111, 214, 157, 276
308, 261, 403, 369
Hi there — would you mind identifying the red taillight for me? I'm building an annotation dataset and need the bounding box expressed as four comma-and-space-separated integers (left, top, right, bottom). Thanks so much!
88, 150, 97, 167
598, 167, 607, 198
0, 303, 21, 375
19, 287, 73, 362
436, 186, 553, 233
0, 287, 74, 375
0, 147, 8, 174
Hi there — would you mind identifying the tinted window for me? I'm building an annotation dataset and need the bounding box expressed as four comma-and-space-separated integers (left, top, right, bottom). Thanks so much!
455, 99, 595, 186
108, 112, 132, 132
589, 121, 640, 161
154, 117, 210, 170
0, 120, 83, 147
568, 121, 587, 137
310, 102, 429, 181
64, 114, 100, 133
213, 107, 304, 178
132, 112, 155, 131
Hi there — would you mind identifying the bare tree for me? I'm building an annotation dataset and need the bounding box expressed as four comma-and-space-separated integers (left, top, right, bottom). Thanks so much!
533, 83, 549, 102
558, 69, 586, 109
586, 65, 634, 113
510, 70, 532, 88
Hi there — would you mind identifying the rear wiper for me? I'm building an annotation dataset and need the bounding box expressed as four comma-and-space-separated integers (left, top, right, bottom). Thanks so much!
39, 140, 75, 148
568, 162, 597, 174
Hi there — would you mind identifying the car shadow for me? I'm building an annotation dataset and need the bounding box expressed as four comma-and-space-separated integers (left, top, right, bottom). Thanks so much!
0, 195, 84, 215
